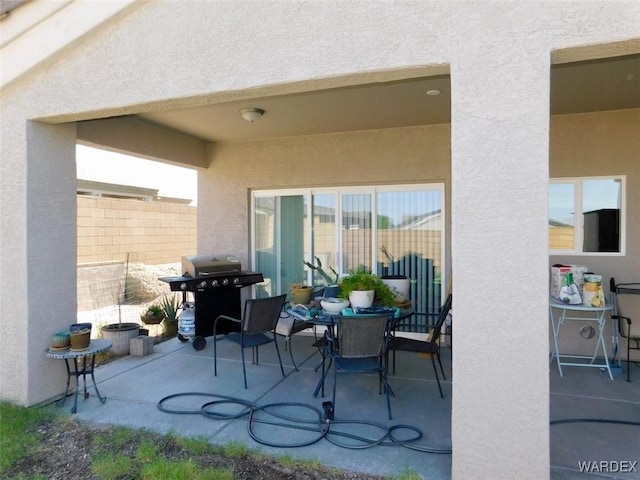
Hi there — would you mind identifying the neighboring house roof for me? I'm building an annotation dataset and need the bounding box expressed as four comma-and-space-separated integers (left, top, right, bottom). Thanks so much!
549, 219, 573, 227
77, 179, 192, 204
77, 179, 158, 200
398, 210, 442, 231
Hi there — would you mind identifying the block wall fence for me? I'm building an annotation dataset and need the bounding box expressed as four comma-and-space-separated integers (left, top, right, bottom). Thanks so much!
77, 196, 197, 265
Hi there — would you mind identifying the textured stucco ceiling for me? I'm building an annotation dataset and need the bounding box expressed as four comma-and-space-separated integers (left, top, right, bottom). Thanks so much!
136, 54, 639, 143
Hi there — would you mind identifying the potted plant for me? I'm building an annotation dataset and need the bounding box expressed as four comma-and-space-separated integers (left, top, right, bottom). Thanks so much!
378, 245, 410, 303
140, 304, 165, 325
290, 282, 314, 305
101, 320, 141, 356
303, 257, 340, 297
159, 294, 180, 337
339, 266, 395, 308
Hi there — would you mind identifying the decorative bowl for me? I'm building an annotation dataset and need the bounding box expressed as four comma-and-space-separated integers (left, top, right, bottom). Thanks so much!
320, 297, 350, 314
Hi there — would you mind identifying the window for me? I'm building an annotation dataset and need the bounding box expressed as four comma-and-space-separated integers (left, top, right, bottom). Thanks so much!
549, 176, 624, 254
252, 184, 445, 330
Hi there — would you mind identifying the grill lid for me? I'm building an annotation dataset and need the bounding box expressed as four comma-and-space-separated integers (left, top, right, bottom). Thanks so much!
182, 254, 241, 278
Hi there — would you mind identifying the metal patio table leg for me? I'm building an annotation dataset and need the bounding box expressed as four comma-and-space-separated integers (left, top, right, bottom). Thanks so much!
549, 298, 613, 380
46, 339, 113, 413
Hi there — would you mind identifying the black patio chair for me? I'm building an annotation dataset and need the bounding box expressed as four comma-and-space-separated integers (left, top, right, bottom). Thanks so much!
387, 293, 452, 398
610, 278, 640, 382
326, 314, 393, 420
213, 294, 287, 389
275, 311, 313, 371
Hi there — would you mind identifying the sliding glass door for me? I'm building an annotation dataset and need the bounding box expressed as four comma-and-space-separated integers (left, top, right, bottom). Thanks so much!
252, 184, 445, 330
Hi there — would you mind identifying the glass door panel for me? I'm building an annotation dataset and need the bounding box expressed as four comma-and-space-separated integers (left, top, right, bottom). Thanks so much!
280, 195, 308, 291
311, 193, 338, 285
254, 196, 277, 298
376, 189, 443, 329
341, 193, 372, 272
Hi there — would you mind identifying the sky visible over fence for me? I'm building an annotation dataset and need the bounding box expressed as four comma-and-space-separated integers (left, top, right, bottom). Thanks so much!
76, 145, 198, 205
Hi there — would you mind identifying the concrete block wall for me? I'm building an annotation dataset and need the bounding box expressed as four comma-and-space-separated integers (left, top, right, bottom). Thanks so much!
77, 196, 196, 265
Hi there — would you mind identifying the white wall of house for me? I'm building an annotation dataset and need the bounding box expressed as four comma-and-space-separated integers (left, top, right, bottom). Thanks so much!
1, 1, 639, 479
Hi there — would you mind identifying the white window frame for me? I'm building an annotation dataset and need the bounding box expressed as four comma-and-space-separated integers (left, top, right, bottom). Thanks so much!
549, 175, 626, 256
251, 183, 446, 296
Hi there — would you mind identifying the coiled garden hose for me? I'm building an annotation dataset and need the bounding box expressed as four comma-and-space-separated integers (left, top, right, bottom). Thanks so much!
157, 392, 452, 453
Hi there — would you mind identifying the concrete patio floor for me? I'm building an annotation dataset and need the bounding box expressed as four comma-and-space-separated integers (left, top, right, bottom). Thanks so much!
58, 332, 639, 479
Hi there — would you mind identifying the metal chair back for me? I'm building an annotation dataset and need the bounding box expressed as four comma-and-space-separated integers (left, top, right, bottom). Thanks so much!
243, 294, 287, 335
336, 314, 389, 358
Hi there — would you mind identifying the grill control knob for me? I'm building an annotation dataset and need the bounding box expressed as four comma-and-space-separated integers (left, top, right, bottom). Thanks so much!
199, 281, 207, 289
222, 278, 229, 285
211, 280, 218, 287
233, 277, 240, 284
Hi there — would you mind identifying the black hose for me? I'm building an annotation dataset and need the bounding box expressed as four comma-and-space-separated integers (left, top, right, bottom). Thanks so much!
248, 402, 329, 448
157, 392, 452, 453
551, 418, 640, 427
159, 394, 640, 453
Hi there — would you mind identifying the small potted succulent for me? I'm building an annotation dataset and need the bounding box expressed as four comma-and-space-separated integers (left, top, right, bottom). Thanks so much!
159, 294, 180, 337
140, 303, 165, 325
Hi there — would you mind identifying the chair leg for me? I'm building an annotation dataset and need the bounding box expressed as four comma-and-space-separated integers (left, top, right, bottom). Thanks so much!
627, 340, 631, 383
431, 355, 444, 398
314, 350, 329, 397
332, 365, 338, 418
283, 335, 298, 371
213, 335, 218, 377
273, 334, 285, 377
240, 346, 248, 389
289, 342, 299, 371
392, 348, 397, 374
382, 369, 392, 420
436, 351, 446, 380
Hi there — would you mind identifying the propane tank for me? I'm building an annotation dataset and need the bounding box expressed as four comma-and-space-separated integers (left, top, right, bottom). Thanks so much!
178, 301, 196, 339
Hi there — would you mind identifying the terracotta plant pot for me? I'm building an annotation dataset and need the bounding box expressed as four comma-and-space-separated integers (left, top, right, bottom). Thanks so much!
163, 319, 178, 337
70, 329, 91, 351
291, 285, 313, 305
140, 313, 165, 325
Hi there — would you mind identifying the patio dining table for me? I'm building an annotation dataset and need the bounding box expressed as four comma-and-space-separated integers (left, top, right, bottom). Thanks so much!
286, 305, 414, 397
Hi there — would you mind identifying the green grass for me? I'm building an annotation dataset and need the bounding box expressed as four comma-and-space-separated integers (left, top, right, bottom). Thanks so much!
0, 401, 54, 473
142, 458, 234, 480
91, 453, 136, 480
0, 400, 400, 479
172, 434, 217, 455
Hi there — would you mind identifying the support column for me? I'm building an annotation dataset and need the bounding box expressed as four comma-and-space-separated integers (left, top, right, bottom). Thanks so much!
0, 119, 78, 405
449, 12, 551, 480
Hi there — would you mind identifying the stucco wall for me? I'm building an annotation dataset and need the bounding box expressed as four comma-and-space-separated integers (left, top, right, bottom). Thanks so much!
550, 109, 640, 284
200, 125, 452, 275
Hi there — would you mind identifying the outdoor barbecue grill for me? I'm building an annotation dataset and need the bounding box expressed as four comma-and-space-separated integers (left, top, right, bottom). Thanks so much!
159, 254, 264, 349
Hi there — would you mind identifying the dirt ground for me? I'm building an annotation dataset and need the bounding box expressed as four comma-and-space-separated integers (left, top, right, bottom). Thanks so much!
5, 417, 385, 480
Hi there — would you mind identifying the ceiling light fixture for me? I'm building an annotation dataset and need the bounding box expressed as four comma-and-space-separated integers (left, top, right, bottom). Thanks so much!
426, 89, 441, 96
240, 108, 265, 122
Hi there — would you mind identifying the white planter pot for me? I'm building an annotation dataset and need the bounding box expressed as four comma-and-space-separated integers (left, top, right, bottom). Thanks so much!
348, 289, 375, 308
381, 276, 410, 302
